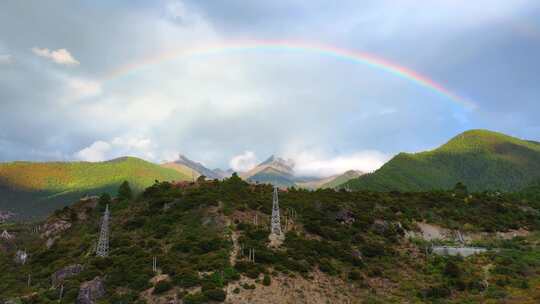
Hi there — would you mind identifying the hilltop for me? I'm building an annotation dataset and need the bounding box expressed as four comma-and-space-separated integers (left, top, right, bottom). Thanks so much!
0, 157, 190, 218
0, 177, 538, 303
345, 129, 540, 192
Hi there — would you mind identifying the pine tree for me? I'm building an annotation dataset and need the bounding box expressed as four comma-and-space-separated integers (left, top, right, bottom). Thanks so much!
118, 181, 133, 201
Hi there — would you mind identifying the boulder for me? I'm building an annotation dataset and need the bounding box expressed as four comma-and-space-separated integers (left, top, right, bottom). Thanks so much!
76, 277, 105, 304
351, 249, 363, 260
335, 209, 355, 225
0, 230, 14, 240
14, 250, 28, 265
51, 264, 84, 287
371, 219, 390, 234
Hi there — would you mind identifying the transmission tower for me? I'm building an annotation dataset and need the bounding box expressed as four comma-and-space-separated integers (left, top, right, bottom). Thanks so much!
271, 187, 282, 236
96, 205, 110, 257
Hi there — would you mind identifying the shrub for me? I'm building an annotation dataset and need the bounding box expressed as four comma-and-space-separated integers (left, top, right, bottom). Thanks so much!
183, 292, 208, 304
361, 242, 387, 258
318, 258, 338, 275
174, 270, 200, 288
423, 285, 451, 299
263, 274, 271, 286
348, 270, 362, 281
153, 280, 172, 294
444, 260, 461, 278
204, 289, 227, 302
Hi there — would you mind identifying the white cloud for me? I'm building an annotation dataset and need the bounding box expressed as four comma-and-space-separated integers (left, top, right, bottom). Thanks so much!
0, 54, 12, 64
229, 151, 258, 172
291, 151, 391, 177
66, 78, 102, 100
74, 136, 156, 162
32, 47, 80, 65
166, 0, 198, 23
74, 141, 111, 162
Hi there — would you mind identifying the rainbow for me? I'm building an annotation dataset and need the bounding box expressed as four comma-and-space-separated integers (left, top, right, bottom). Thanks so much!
105, 40, 475, 109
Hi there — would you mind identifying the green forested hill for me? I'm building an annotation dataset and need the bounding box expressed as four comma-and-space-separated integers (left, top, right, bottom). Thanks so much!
0, 157, 190, 218
0, 178, 538, 303
346, 129, 540, 192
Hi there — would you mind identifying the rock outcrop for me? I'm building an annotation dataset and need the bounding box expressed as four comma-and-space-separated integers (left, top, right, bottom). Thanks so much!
76, 277, 105, 304
41, 219, 72, 239
51, 264, 84, 287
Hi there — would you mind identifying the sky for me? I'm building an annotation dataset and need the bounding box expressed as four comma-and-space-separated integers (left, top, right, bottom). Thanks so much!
1, 1, 540, 176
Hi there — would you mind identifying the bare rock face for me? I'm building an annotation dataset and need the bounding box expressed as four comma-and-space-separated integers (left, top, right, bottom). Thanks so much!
41, 219, 71, 239
51, 264, 84, 287
76, 277, 105, 304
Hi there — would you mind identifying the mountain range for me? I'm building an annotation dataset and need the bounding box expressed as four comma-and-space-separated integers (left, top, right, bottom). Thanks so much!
2, 129, 540, 219
240, 155, 363, 189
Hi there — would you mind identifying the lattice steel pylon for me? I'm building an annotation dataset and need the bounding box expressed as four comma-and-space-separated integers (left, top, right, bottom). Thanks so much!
271, 187, 282, 236
96, 204, 110, 257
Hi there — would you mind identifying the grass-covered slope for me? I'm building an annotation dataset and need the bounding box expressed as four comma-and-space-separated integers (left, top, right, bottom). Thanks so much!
161, 162, 197, 179
322, 170, 364, 189
0, 157, 190, 218
346, 129, 540, 192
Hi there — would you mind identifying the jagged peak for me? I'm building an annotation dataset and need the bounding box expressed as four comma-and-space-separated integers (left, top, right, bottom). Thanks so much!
258, 155, 295, 168
260, 155, 276, 165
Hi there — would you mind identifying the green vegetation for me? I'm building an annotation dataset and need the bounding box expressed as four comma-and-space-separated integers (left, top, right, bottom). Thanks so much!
322, 170, 363, 189
0, 157, 190, 218
346, 129, 540, 192
247, 167, 296, 188
117, 180, 133, 201
0, 177, 539, 303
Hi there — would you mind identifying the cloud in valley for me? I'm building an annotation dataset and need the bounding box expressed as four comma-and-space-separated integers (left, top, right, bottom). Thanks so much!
291, 151, 391, 177
229, 151, 259, 172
